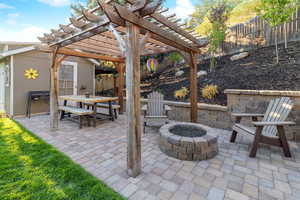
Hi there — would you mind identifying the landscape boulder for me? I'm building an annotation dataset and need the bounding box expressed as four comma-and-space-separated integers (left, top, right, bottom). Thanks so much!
230, 52, 249, 61
197, 70, 207, 78
175, 70, 184, 77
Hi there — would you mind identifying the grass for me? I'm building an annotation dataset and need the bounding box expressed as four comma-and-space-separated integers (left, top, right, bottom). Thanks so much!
0, 118, 126, 200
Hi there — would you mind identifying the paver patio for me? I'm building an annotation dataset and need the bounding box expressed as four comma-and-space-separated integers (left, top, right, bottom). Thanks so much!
17, 115, 300, 200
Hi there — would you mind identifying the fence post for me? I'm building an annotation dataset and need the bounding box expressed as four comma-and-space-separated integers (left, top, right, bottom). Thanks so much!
264, 22, 271, 46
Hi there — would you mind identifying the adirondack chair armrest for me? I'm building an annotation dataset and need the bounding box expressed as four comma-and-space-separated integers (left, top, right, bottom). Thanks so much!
232, 113, 265, 118
164, 105, 172, 111
141, 105, 148, 111
142, 105, 147, 116
253, 121, 296, 127
164, 105, 172, 117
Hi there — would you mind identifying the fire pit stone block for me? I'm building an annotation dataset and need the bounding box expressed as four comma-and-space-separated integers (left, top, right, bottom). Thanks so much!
159, 122, 219, 161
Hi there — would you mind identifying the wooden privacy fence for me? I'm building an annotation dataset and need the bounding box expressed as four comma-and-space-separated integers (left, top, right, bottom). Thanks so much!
220, 8, 300, 55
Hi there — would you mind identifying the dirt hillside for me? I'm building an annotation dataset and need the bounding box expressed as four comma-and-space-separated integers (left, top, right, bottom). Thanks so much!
141, 41, 300, 105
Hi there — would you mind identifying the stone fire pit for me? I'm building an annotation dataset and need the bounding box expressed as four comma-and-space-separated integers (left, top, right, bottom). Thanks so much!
159, 122, 218, 161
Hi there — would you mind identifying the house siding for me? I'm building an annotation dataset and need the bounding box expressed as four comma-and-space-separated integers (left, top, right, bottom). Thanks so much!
12, 50, 94, 116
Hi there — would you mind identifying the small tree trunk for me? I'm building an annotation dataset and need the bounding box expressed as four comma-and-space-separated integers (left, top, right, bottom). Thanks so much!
284, 22, 288, 49
275, 27, 279, 64
210, 52, 215, 72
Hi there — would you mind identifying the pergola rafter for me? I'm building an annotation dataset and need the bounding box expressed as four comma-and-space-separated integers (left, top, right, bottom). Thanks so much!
39, 0, 208, 177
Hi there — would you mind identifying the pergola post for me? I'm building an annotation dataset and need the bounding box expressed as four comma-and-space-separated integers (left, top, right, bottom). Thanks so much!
126, 22, 142, 177
50, 47, 59, 130
115, 62, 125, 114
50, 48, 67, 131
189, 52, 198, 123
179, 51, 199, 122
113, 74, 117, 96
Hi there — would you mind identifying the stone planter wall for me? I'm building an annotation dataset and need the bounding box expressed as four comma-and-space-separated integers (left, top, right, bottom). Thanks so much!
135, 89, 300, 141
225, 89, 300, 141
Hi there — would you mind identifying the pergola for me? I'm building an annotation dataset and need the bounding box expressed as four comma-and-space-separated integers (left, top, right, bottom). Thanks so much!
39, 0, 206, 177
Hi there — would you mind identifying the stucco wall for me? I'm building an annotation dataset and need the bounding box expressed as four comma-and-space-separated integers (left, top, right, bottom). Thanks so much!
13, 51, 94, 116
225, 89, 300, 141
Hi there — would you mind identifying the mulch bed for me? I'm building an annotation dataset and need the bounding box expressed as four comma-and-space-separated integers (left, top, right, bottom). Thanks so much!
146, 41, 300, 105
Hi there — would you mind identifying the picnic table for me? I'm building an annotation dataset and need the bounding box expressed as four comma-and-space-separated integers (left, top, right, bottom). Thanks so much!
59, 95, 118, 127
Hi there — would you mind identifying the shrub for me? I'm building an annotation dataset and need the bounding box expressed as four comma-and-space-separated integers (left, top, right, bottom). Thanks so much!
174, 87, 189, 99
168, 52, 183, 64
202, 85, 218, 99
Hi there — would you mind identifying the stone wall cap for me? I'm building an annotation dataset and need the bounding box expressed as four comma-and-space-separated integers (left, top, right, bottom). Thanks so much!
224, 89, 300, 97
141, 99, 228, 112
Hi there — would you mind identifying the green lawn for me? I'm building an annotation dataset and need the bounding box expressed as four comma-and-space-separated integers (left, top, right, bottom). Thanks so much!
0, 118, 126, 200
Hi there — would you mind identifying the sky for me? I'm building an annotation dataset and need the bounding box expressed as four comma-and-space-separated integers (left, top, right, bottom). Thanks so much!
0, 0, 199, 42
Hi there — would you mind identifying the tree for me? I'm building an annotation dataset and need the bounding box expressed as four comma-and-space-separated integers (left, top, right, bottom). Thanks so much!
256, 0, 298, 63
207, 0, 231, 71
168, 52, 183, 65
189, 0, 244, 32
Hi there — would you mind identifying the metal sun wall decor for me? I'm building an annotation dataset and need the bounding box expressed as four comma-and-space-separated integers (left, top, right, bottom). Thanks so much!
24, 68, 39, 80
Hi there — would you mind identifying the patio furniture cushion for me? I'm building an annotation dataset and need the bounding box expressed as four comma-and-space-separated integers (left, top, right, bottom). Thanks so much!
59, 106, 94, 115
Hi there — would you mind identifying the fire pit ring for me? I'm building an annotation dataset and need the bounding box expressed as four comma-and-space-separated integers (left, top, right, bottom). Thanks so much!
159, 122, 218, 161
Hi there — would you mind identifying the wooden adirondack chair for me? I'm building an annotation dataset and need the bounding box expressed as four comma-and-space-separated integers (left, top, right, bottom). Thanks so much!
142, 91, 171, 132
230, 97, 295, 157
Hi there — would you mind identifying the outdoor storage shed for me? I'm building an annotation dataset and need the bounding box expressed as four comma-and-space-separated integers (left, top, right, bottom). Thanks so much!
0, 42, 96, 117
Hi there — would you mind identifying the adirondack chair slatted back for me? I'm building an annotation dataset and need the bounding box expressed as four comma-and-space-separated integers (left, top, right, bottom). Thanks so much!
147, 92, 164, 116
262, 97, 293, 137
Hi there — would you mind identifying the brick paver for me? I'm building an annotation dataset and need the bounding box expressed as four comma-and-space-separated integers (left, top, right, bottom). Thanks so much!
17, 115, 300, 200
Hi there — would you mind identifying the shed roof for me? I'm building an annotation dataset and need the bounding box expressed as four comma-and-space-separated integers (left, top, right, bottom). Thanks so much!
0, 44, 101, 65
0, 45, 37, 58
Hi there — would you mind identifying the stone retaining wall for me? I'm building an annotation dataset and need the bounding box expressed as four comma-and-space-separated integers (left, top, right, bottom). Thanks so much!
141, 99, 231, 130
225, 89, 300, 141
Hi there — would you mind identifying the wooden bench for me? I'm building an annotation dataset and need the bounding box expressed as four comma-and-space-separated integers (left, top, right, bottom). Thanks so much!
85, 103, 120, 119
96, 103, 120, 119
59, 106, 94, 129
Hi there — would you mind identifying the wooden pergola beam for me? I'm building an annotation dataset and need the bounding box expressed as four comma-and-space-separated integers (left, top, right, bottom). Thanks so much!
40, 47, 124, 62
150, 13, 204, 47
42, 1, 203, 58
114, 4, 200, 53
70, 42, 122, 56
